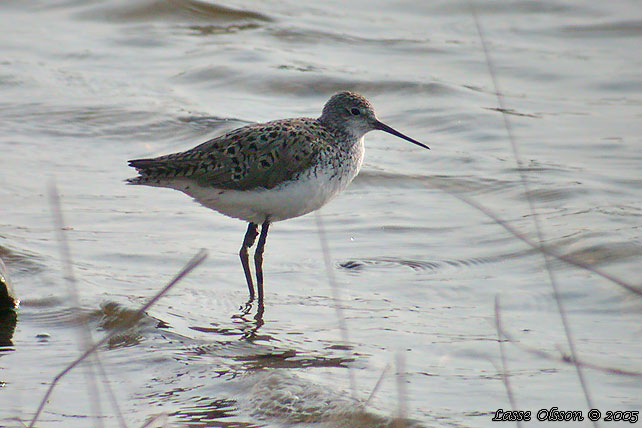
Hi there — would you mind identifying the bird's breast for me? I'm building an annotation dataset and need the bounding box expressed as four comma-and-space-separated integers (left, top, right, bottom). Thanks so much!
171, 139, 364, 224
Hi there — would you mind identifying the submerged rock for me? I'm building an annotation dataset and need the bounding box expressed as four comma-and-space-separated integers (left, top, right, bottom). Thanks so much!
0, 257, 17, 346
0, 257, 17, 311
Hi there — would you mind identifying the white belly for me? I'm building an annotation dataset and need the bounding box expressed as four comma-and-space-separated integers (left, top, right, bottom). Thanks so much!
145, 138, 365, 224
174, 160, 361, 224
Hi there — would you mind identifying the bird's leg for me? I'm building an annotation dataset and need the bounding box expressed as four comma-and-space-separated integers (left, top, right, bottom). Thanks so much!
254, 220, 270, 304
240, 222, 259, 301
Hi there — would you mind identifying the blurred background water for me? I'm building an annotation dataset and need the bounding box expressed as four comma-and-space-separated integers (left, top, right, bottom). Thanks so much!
0, 0, 640, 427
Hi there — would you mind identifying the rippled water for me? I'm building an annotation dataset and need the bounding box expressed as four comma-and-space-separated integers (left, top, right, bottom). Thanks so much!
1, 0, 641, 427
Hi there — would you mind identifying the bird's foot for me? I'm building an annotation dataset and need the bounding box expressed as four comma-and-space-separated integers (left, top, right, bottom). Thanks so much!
232, 298, 255, 319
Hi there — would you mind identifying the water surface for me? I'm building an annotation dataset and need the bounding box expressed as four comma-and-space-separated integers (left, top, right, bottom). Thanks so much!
1, 0, 640, 427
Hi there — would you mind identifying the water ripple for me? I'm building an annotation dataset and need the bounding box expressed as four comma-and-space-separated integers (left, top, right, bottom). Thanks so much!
560, 20, 642, 38
558, 241, 642, 268
0, 245, 44, 277
76, 0, 273, 23
339, 250, 533, 274
268, 27, 443, 53
245, 371, 424, 427
354, 170, 518, 195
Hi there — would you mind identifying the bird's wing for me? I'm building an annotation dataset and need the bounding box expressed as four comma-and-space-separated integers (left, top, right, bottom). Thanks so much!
128, 118, 328, 190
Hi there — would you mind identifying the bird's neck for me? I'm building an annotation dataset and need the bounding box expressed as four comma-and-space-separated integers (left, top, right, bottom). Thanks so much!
318, 118, 363, 149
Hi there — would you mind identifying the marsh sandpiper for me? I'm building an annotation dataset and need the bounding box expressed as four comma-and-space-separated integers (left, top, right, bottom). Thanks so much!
128, 91, 429, 304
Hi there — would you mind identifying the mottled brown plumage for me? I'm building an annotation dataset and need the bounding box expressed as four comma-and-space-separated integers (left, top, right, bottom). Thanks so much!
129, 118, 332, 190
127, 91, 428, 304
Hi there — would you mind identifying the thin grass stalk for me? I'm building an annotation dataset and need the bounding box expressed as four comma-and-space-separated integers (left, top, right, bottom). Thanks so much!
28, 249, 207, 428
495, 296, 522, 428
48, 182, 106, 428
314, 211, 357, 400
470, 6, 598, 423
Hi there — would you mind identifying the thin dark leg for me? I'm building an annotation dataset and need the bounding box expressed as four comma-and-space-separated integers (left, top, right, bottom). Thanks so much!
254, 220, 270, 304
240, 222, 259, 300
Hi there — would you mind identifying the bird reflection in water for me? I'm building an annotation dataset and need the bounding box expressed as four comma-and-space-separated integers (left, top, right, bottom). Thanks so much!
190, 304, 268, 342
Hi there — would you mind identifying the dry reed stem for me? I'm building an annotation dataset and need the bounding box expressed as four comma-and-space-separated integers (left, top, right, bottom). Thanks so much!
495, 296, 523, 428
49, 182, 112, 428
28, 248, 207, 428
471, 4, 601, 425
315, 211, 358, 400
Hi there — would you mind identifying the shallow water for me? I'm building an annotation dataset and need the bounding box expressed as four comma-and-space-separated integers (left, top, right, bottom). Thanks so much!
1, 0, 641, 427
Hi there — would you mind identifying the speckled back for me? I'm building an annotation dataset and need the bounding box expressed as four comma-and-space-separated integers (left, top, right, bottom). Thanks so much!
130, 117, 335, 190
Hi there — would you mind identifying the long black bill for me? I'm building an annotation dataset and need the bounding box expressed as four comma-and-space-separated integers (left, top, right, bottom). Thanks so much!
374, 120, 430, 150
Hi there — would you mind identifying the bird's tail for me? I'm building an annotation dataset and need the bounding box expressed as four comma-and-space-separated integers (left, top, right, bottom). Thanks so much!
126, 158, 161, 185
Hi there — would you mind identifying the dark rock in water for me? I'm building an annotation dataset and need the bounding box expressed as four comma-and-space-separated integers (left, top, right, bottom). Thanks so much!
0, 258, 17, 312
0, 310, 17, 347
0, 258, 17, 347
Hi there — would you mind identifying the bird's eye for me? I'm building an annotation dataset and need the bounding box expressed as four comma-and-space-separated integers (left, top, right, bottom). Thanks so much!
350, 108, 360, 116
